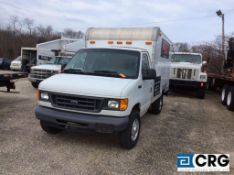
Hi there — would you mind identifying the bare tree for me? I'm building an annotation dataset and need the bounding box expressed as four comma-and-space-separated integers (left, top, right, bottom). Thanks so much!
63, 28, 84, 38
23, 18, 34, 35
9, 16, 22, 33
174, 42, 190, 52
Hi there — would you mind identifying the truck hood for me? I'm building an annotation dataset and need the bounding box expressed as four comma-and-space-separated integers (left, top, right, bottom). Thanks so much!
31, 64, 61, 71
11, 60, 21, 65
171, 62, 201, 69
39, 74, 134, 98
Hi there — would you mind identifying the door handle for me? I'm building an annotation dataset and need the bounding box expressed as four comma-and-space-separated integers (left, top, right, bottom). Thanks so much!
138, 85, 142, 89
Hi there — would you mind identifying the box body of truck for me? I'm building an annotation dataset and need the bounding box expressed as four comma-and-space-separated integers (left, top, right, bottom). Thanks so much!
35, 27, 173, 149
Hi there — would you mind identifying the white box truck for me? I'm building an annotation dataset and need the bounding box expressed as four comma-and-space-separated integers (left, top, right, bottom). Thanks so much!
35, 27, 172, 149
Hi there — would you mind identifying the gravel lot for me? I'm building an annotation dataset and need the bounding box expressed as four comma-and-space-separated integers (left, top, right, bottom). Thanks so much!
0, 78, 234, 175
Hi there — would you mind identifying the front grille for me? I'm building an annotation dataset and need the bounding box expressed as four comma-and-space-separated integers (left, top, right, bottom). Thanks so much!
176, 68, 192, 79
51, 93, 103, 112
30, 69, 56, 80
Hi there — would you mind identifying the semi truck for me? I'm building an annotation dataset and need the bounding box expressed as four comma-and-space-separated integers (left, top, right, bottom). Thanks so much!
207, 37, 234, 111
35, 27, 173, 149
170, 52, 207, 99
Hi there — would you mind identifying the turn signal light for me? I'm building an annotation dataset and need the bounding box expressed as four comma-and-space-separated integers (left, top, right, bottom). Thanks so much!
120, 99, 128, 111
36, 90, 40, 101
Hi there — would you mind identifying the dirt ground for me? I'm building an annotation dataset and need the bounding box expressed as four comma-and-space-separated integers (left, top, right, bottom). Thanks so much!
0, 78, 234, 175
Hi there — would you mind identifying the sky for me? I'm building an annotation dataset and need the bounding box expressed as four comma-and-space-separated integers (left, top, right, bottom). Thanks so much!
0, 0, 234, 44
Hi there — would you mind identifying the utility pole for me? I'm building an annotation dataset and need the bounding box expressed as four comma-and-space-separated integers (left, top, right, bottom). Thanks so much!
216, 10, 225, 58
216, 10, 225, 73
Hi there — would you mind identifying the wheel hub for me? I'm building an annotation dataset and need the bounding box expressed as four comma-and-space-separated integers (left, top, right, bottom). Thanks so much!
227, 92, 232, 106
221, 88, 225, 101
131, 119, 139, 141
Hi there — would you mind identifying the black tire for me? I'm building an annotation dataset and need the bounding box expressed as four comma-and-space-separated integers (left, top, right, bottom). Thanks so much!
120, 110, 141, 149
31, 82, 39, 89
221, 84, 230, 105
150, 95, 163, 114
226, 86, 234, 111
40, 121, 63, 134
197, 88, 205, 99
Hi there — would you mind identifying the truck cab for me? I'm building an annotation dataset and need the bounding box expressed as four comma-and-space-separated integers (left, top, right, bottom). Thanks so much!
170, 52, 207, 98
35, 27, 172, 149
29, 56, 71, 88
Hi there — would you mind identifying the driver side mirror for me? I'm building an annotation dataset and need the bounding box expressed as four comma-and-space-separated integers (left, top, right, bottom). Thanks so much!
61, 64, 67, 70
143, 69, 156, 80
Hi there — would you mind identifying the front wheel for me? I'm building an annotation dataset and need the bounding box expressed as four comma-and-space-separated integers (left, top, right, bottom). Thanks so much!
40, 121, 64, 134
197, 88, 205, 99
120, 111, 141, 149
31, 82, 39, 89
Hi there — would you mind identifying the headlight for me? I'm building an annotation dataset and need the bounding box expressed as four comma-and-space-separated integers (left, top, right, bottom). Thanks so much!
108, 100, 119, 109
107, 99, 128, 111
40, 91, 49, 100
200, 75, 206, 80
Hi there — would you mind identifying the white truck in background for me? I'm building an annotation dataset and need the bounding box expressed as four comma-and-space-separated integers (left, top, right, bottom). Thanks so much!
35, 27, 173, 149
170, 52, 207, 98
28, 56, 72, 88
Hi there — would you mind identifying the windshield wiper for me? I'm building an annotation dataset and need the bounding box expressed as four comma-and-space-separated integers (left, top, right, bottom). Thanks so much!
94, 70, 124, 77
63, 68, 83, 74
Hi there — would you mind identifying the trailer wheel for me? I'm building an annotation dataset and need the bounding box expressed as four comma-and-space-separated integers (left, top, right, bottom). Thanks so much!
226, 86, 234, 111
221, 84, 230, 105
31, 82, 39, 89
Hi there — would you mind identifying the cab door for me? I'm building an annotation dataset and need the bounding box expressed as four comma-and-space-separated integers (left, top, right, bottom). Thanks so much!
140, 53, 154, 114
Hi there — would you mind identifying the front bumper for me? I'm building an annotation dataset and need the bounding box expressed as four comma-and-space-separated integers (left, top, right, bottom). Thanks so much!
35, 106, 129, 133
28, 75, 42, 83
170, 79, 206, 89
10, 65, 21, 70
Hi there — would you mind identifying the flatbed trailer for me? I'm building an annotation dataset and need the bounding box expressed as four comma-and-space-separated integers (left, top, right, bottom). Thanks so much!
207, 69, 234, 111
0, 71, 27, 92
206, 37, 234, 111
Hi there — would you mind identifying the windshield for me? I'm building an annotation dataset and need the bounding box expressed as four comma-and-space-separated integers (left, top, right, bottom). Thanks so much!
15, 56, 21, 61
64, 49, 140, 79
171, 54, 201, 64
48, 57, 71, 65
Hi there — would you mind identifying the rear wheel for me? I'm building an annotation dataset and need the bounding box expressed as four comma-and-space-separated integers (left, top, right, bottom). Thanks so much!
120, 110, 141, 149
221, 84, 230, 105
40, 121, 64, 134
226, 86, 234, 111
31, 82, 39, 89
150, 95, 163, 114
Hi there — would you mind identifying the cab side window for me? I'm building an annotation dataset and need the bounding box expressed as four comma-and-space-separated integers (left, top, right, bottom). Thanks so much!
142, 54, 150, 75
